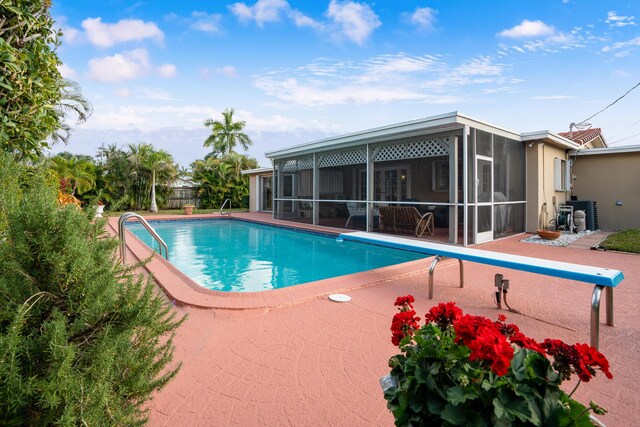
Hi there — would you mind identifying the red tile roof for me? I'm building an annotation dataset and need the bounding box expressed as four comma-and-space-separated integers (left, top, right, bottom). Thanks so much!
558, 128, 606, 146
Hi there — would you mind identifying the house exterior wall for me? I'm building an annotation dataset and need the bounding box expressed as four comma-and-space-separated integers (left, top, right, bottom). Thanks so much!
248, 174, 258, 212
572, 151, 640, 230
525, 143, 570, 232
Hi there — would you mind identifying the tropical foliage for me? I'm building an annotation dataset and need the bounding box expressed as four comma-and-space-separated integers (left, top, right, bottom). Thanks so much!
191, 151, 258, 208
0, 0, 64, 160
51, 78, 93, 145
50, 154, 96, 196
0, 153, 183, 425
203, 108, 252, 155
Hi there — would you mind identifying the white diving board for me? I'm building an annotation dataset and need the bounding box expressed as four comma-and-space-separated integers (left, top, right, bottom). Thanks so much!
339, 231, 624, 349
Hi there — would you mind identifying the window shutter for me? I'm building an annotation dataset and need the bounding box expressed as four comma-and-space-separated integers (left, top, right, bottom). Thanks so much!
554, 157, 562, 191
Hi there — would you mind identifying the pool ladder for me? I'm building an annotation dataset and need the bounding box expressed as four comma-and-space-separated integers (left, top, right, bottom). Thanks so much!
118, 212, 169, 263
220, 198, 232, 216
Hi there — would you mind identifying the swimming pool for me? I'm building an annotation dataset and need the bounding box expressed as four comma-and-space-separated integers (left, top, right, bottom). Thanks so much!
128, 219, 424, 292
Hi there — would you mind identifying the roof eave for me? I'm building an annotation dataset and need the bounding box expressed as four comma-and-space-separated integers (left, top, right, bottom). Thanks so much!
265, 112, 523, 160
241, 167, 273, 175
521, 131, 580, 150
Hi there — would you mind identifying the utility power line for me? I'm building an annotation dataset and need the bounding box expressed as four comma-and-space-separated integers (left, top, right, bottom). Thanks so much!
580, 81, 640, 124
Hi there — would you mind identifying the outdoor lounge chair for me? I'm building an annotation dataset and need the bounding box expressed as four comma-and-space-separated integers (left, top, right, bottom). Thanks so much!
345, 202, 383, 229
378, 206, 434, 237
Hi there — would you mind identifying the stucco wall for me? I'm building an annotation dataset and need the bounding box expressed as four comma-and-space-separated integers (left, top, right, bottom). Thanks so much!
248, 174, 258, 212
525, 143, 570, 232
572, 152, 640, 230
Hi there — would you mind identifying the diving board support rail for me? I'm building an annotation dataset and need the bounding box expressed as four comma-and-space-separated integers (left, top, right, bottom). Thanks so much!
428, 256, 464, 300
339, 231, 624, 350
118, 212, 169, 263
220, 198, 231, 216
591, 286, 614, 350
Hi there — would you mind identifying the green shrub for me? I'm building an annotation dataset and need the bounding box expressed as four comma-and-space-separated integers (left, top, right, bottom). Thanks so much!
0, 156, 183, 425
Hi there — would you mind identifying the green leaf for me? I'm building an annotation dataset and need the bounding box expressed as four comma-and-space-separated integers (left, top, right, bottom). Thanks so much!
447, 385, 479, 405
441, 403, 469, 425
494, 388, 532, 423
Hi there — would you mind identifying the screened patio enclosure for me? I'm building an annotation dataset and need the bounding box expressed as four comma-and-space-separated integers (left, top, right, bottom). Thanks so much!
266, 113, 526, 246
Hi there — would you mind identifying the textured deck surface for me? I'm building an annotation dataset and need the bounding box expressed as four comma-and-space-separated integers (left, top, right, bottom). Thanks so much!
110, 213, 639, 426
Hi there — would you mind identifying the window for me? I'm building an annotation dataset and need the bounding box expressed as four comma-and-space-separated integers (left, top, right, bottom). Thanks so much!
554, 157, 570, 192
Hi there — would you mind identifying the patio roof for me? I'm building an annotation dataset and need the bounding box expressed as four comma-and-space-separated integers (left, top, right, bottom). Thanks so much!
265, 112, 525, 160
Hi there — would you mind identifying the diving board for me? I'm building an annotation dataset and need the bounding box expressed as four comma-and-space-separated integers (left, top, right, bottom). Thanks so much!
339, 231, 624, 349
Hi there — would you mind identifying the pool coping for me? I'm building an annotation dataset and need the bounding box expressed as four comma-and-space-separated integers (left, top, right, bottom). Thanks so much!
107, 214, 437, 310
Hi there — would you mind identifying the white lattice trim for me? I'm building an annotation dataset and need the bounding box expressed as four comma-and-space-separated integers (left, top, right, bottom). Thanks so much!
280, 157, 313, 172
318, 149, 366, 168
374, 138, 449, 162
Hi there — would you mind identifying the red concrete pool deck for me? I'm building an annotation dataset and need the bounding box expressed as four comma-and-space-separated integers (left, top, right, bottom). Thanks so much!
110, 213, 639, 426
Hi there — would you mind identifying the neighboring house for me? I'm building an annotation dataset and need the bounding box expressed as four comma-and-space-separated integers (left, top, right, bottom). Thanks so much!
558, 128, 608, 149
168, 177, 200, 208
570, 145, 640, 230
242, 167, 273, 212
243, 112, 636, 245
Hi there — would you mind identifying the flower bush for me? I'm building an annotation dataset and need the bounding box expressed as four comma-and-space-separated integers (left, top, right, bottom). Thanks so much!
384, 297, 612, 426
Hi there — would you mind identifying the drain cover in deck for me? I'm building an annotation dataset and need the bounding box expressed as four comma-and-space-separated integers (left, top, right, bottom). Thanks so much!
328, 294, 351, 302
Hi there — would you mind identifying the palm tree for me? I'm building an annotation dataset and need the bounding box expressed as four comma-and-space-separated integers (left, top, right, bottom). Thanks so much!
52, 79, 93, 144
127, 143, 177, 211
51, 156, 96, 196
203, 108, 253, 155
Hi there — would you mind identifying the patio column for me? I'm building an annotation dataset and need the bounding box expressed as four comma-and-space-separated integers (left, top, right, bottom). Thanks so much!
272, 162, 277, 219
463, 128, 469, 246
313, 153, 319, 225
449, 135, 458, 244
366, 143, 374, 231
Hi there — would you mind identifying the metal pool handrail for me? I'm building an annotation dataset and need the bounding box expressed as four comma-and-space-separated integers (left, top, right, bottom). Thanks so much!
118, 212, 169, 263
220, 198, 231, 216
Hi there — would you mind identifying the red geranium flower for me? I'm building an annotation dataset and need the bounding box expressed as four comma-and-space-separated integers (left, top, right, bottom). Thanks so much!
425, 302, 462, 330
394, 295, 415, 309
573, 343, 613, 381
390, 309, 421, 346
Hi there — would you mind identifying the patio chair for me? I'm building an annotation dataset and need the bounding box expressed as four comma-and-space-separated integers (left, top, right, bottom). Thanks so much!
345, 202, 383, 229
378, 206, 434, 237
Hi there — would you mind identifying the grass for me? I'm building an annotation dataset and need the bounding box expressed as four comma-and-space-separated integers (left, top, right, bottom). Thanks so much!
598, 229, 640, 254
105, 208, 248, 217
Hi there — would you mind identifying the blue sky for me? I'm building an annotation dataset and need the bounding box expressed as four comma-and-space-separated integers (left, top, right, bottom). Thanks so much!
51, 0, 640, 167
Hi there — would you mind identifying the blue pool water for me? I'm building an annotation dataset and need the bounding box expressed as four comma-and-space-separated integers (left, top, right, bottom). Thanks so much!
128, 219, 424, 292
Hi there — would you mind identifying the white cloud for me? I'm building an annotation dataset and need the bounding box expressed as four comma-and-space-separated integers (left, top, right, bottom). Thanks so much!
190, 11, 223, 33
229, 0, 380, 44
158, 63, 177, 78
58, 63, 77, 79
229, 0, 289, 26
253, 53, 515, 107
605, 11, 636, 28
602, 36, 640, 54
115, 88, 131, 98
230, 0, 322, 30
499, 20, 554, 38
87, 49, 152, 82
61, 26, 82, 43
408, 7, 437, 30
81, 17, 164, 48
289, 9, 324, 30
326, 0, 381, 45
217, 66, 238, 78
456, 57, 504, 76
